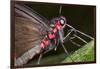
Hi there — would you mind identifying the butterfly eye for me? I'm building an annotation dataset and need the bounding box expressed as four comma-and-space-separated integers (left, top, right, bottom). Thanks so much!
60, 19, 65, 25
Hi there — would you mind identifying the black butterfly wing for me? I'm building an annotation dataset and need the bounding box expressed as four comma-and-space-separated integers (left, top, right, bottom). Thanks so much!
15, 4, 50, 66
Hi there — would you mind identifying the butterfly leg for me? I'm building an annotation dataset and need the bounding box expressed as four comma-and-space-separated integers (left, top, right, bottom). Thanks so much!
60, 40, 75, 62
58, 28, 69, 55
69, 39, 81, 47
54, 38, 59, 51
37, 53, 43, 64
60, 41, 69, 55
73, 34, 88, 44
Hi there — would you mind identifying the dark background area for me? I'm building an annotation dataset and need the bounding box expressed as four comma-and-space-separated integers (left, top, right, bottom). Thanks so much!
25, 3, 95, 37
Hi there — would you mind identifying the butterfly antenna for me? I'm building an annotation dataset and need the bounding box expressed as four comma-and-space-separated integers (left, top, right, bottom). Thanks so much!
59, 5, 62, 16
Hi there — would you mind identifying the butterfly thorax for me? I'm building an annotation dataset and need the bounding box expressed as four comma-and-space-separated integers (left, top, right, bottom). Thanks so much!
40, 19, 62, 49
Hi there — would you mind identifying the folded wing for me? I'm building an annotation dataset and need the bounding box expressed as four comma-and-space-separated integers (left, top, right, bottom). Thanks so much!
15, 4, 50, 66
